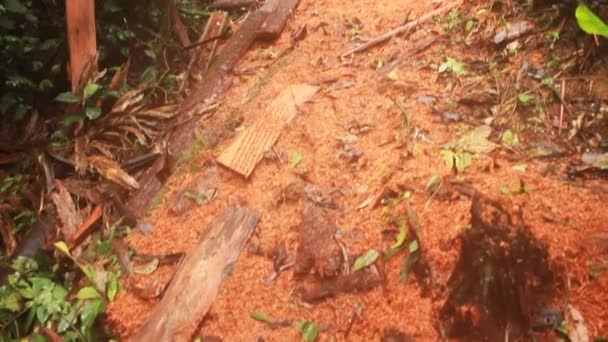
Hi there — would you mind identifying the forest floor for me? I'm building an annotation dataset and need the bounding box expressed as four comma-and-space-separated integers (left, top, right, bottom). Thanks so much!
105, 0, 608, 340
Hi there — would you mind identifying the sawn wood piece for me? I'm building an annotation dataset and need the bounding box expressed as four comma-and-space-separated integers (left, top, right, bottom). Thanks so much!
216, 84, 319, 177
133, 206, 260, 342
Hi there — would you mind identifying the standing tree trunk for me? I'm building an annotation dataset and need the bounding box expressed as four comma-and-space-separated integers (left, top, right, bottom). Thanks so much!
65, 0, 97, 92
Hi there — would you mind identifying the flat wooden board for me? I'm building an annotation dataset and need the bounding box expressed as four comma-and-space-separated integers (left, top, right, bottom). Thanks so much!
133, 206, 260, 342
217, 84, 319, 177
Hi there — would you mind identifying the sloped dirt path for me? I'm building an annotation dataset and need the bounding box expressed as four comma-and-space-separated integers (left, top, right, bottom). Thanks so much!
107, 0, 608, 340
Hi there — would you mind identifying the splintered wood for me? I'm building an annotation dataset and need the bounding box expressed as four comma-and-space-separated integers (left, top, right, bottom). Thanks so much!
133, 206, 260, 342
217, 84, 319, 177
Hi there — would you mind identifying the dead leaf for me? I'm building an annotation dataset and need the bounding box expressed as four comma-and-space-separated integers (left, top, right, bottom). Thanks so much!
566, 305, 589, 342
132, 257, 160, 275
88, 155, 140, 189
50, 181, 82, 238
457, 125, 497, 154
0, 213, 17, 256
109, 58, 130, 91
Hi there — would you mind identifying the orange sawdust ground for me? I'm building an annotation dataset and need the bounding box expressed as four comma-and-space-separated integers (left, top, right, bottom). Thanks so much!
106, 0, 608, 340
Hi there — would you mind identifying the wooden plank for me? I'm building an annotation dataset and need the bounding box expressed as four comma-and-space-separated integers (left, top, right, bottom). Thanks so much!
216, 84, 319, 177
133, 206, 260, 342
65, 0, 97, 92
257, 0, 301, 40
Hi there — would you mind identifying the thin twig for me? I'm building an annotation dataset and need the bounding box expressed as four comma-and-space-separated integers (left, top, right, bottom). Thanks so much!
340, 1, 461, 57
559, 78, 566, 135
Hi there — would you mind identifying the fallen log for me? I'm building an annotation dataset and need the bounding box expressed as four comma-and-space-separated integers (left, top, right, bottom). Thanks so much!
133, 206, 260, 342
127, 0, 280, 216
209, 0, 255, 10
257, 0, 300, 40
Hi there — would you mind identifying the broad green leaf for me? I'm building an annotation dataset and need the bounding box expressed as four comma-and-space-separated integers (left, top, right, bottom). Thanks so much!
83, 83, 100, 101
85, 107, 102, 120
80, 299, 105, 329
501, 129, 520, 147
54, 92, 80, 104
0, 292, 22, 312
465, 20, 475, 31
296, 320, 319, 341
249, 310, 272, 323
76, 286, 101, 300
576, 3, 608, 38
353, 249, 379, 272
139, 66, 158, 84
290, 151, 303, 168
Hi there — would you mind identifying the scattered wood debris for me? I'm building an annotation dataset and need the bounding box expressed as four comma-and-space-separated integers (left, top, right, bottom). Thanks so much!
294, 204, 343, 278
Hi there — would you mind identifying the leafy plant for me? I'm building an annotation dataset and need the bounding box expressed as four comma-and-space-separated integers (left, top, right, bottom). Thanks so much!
0, 256, 107, 341
575, 3, 608, 38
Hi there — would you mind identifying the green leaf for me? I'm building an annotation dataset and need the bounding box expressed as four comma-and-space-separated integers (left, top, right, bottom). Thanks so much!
80, 299, 105, 329
353, 249, 379, 272
107, 272, 119, 301
55, 92, 80, 104
83, 83, 100, 101
250, 310, 272, 323
76, 286, 101, 300
290, 151, 304, 168
518, 92, 534, 104
139, 66, 158, 84
391, 224, 407, 249
0, 292, 22, 312
54, 241, 71, 257
387, 70, 399, 81
465, 20, 475, 31
438, 57, 466, 75
4, 0, 28, 14
60, 114, 84, 126
85, 107, 102, 120
296, 320, 319, 341
576, 3, 608, 38
501, 129, 520, 147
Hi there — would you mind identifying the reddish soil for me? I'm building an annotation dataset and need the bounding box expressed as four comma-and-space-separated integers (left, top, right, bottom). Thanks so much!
106, 0, 608, 340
